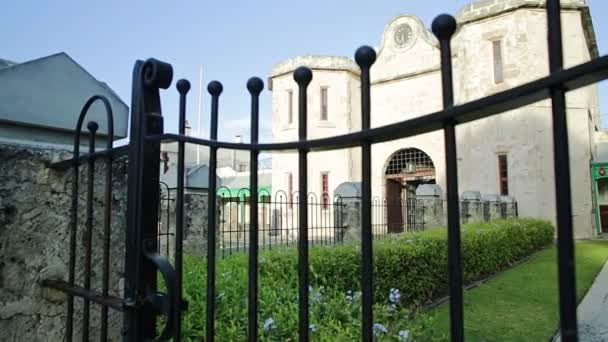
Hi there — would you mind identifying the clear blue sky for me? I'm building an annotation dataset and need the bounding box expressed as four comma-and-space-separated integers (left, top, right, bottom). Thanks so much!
2, 0, 608, 142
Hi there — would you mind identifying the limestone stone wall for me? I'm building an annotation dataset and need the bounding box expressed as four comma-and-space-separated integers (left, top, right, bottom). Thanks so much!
0, 142, 127, 341
159, 190, 214, 258
181, 193, 211, 256
335, 199, 360, 242
451, 7, 597, 238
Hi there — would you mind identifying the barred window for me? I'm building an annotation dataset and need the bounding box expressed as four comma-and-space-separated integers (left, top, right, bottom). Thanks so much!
385, 148, 434, 176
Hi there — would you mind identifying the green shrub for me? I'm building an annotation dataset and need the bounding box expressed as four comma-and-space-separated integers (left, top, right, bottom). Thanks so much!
177, 218, 553, 341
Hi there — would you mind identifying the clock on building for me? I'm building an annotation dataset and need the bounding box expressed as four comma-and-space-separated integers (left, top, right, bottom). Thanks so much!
393, 24, 414, 48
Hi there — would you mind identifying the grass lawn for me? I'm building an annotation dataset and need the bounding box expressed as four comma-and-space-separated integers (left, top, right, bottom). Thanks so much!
424, 240, 608, 341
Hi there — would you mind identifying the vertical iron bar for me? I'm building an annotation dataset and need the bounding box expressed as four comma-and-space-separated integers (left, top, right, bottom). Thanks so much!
158, 187, 162, 250
83, 121, 98, 342
355, 46, 376, 342
246, 77, 263, 341
314, 195, 318, 247
279, 195, 283, 246
546, 1, 578, 340
166, 189, 171, 257
432, 14, 464, 342
294, 67, 312, 341
174, 79, 191, 341
230, 193, 234, 255
296, 193, 299, 249
100, 121, 114, 342
67, 143, 80, 342
312, 195, 316, 247
206, 80, 223, 342
236, 196, 240, 253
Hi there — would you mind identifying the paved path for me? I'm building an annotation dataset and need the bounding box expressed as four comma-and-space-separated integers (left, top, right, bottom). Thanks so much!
555, 260, 608, 341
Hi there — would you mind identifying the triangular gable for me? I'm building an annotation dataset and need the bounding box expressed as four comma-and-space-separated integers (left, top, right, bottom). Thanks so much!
0, 53, 128, 139
373, 15, 440, 83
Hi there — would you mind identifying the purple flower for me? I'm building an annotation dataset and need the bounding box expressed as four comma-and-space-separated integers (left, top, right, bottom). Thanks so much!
389, 288, 401, 304
373, 323, 388, 336
263, 318, 276, 332
345, 290, 354, 303
397, 330, 410, 341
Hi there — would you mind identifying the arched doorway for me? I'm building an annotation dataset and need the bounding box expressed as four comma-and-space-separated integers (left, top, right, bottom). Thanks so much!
384, 148, 436, 232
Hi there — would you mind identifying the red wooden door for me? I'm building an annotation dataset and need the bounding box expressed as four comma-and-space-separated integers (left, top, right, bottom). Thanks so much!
386, 179, 403, 233
600, 205, 608, 233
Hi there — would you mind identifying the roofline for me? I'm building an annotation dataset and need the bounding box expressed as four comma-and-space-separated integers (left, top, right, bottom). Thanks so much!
267, 0, 599, 83
0, 116, 125, 139
0, 52, 130, 110
60, 52, 130, 110
268, 55, 359, 90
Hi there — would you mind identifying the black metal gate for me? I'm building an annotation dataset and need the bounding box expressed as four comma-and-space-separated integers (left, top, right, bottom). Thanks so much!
42, 2, 608, 340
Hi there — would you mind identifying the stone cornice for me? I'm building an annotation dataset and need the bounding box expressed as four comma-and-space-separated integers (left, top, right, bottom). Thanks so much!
371, 66, 440, 86
456, 0, 597, 58
268, 55, 360, 90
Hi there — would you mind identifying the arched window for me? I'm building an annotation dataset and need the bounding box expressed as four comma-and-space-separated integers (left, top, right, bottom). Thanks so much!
385, 148, 435, 176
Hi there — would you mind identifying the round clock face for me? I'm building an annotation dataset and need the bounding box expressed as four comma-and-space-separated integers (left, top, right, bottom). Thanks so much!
394, 24, 414, 48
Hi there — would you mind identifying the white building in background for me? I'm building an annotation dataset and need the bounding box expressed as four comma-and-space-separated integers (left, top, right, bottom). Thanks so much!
269, 0, 602, 238
161, 125, 251, 174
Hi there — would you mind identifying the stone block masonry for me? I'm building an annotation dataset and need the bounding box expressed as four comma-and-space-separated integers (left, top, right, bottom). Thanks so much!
159, 190, 212, 258
0, 142, 127, 341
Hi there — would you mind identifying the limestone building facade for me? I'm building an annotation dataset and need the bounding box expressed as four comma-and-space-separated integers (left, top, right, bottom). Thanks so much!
269, 0, 601, 238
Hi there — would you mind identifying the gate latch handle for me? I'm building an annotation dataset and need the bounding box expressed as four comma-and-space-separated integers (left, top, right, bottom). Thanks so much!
143, 240, 177, 341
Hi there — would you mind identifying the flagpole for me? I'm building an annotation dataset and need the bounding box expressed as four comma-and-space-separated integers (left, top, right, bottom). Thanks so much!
196, 65, 203, 165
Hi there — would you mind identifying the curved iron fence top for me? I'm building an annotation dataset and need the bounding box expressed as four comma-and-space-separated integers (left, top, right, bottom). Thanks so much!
72, 95, 115, 156
149, 54, 608, 153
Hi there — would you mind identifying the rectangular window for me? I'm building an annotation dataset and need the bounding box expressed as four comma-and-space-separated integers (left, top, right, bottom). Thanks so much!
492, 40, 504, 84
498, 154, 509, 195
320, 87, 328, 121
287, 172, 293, 209
287, 90, 293, 124
321, 172, 329, 209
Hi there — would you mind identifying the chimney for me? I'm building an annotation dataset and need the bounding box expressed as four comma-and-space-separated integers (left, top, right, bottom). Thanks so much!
233, 135, 243, 170
185, 120, 192, 136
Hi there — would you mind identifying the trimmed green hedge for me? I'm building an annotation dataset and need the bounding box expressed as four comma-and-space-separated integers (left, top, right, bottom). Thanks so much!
178, 218, 553, 341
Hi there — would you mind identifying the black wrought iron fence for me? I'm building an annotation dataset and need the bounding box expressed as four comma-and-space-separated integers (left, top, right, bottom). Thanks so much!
372, 198, 425, 237
158, 181, 175, 257
217, 189, 345, 256
40, 2, 605, 341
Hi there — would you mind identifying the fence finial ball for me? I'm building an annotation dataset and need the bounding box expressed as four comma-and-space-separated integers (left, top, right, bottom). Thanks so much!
432, 14, 457, 40
247, 77, 264, 95
293, 66, 313, 86
87, 121, 99, 133
176, 79, 191, 94
207, 80, 224, 96
354, 46, 376, 69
